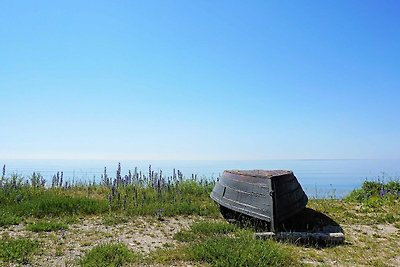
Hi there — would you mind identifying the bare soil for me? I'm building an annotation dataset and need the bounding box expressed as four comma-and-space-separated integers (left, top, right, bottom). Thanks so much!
0, 216, 200, 267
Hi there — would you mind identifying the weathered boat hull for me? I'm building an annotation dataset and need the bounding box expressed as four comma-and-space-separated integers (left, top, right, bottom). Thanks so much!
210, 170, 308, 231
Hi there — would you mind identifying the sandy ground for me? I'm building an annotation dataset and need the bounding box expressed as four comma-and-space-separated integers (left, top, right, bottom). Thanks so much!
0, 216, 200, 267
1, 218, 399, 266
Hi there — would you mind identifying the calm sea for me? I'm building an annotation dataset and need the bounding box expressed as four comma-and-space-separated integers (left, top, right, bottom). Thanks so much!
1, 159, 399, 198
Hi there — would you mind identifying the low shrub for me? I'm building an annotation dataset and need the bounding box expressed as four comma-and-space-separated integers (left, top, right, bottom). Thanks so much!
26, 220, 68, 232
80, 243, 140, 267
0, 237, 39, 264
0, 211, 22, 227
102, 215, 129, 226
346, 180, 400, 202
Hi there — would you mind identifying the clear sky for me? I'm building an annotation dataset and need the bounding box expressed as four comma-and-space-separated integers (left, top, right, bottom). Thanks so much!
1, 1, 399, 160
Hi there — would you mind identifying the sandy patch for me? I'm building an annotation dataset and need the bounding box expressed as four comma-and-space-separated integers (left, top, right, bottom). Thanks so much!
0, 216, 201, 267
347, 223, 398, 236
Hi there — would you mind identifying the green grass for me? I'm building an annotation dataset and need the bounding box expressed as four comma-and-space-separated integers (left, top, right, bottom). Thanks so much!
187, 233, 297, 267
102, 215, 129, 226
123, 180, 218, 217
0, 211, 22, 227
0, 176, 218, 223
26, 219, 68, 232
308, 198, 400, 225
174, 221, 237, 242
305, 180, 400, 226
0, 237, 39, 264
0, 188, 109, 219
156, 221, 298, 266
80, 243, 140, 267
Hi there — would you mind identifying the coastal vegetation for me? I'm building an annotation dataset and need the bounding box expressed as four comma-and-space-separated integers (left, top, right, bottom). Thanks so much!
0, 164, 218, 224
0, 163, 399, 266
80, 243, 141, 267
0, 236, 39, 264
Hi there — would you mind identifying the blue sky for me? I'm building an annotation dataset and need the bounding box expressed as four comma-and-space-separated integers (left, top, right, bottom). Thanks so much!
1, 1, 399, 160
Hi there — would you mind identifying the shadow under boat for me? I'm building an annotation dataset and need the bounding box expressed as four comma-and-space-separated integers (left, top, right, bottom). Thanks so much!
221, 206, 344, 247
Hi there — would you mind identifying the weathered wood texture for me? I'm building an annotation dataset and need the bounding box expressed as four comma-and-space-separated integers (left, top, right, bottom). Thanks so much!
210, 170, 308, 231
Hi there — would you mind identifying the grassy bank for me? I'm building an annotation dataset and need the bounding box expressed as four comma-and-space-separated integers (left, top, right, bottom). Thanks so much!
0, 165, 219, 228
0, 165, 399, 266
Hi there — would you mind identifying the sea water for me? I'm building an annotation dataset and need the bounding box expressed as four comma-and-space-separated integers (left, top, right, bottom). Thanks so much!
1, 159, 399, 198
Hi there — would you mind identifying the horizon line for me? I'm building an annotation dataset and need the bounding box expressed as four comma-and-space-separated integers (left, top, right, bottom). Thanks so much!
0, 158, 397, 161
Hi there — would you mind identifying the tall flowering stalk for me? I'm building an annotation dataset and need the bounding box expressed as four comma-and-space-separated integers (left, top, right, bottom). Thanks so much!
102, 167, 110, 187
116, 163, 122, 186
0, 164, 5, 188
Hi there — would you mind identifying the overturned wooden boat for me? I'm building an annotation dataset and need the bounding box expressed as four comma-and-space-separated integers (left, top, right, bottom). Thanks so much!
210, 170, 308, 231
